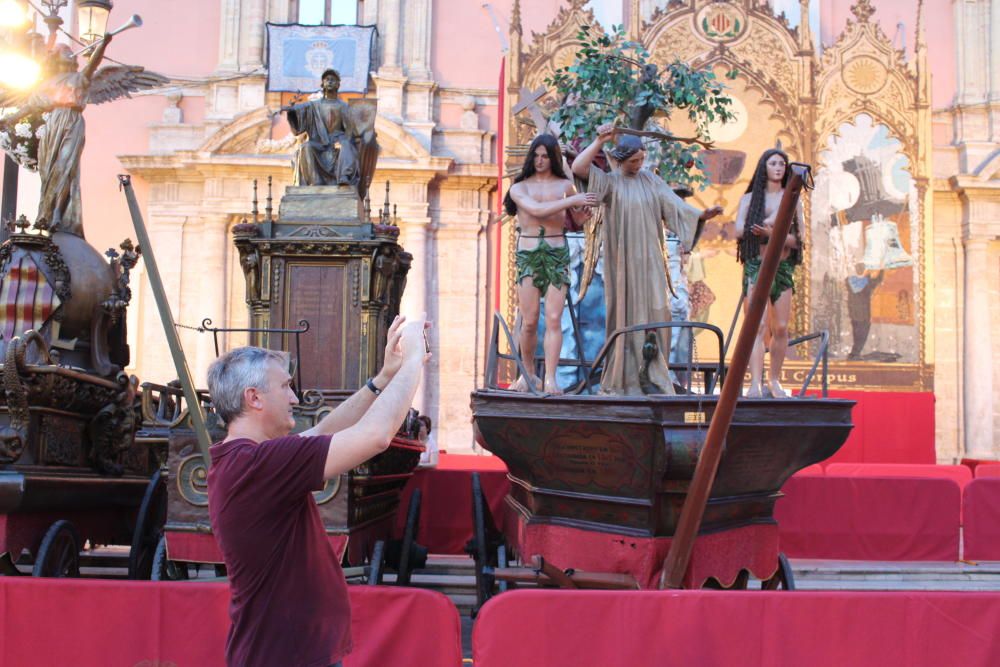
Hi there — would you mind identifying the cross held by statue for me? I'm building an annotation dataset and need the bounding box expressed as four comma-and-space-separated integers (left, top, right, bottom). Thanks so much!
513, 86, 550, 134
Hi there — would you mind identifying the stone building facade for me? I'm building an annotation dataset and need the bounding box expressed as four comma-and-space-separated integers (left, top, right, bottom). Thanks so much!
36, 0, 995, 459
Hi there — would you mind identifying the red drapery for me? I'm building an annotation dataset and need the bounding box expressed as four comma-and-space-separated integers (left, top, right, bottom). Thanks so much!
473, 589, 1000, 667
776, 475, 960, 560
510, 520, 779, 589
821, 390, 935, 464
396, 454, 509, 554
0, 579, 462, 667
963, 478, 1000, 561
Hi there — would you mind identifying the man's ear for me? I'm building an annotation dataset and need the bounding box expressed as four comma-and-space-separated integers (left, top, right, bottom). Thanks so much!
243, 386, 261, 411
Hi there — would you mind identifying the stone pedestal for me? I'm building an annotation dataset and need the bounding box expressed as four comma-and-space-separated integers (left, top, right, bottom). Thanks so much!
277, 185, 370, 235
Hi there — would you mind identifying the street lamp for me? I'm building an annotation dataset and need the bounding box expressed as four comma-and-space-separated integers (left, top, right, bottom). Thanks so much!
0, 0, 28, 28
0, 1, 36, 90
77, 0, 112, 44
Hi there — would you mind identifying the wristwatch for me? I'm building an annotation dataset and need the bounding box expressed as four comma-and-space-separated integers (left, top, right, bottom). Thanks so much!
366, 377, 383, 395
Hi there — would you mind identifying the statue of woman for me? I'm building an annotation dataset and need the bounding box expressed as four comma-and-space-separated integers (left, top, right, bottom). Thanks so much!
735, 148, 804, 398
1, 37, 167, 238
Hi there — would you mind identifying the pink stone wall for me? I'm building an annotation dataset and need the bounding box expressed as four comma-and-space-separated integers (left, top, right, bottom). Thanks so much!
431, 0, 567, 90
80, 0, 220, 255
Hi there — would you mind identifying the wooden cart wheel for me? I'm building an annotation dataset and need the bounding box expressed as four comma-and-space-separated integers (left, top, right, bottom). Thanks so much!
396, 488, 423, 586
32, 520, 81, 578
367, 540, 386, 586
151, 535, 190, 581
762, 552, 796, 590
129, 469, 167, 579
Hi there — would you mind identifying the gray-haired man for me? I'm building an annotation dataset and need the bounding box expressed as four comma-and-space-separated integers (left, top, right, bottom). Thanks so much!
207, 314, 429, 667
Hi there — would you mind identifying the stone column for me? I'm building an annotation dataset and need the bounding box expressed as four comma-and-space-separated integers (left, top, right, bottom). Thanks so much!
395, 181, 431, 413
138, 216, 186, 383
956, 0, 988, 107
190, 215, 231, 384
963, 236, 995, 457
378, 0, 403, 76
430, 182, 494, 453
991, 0, 1000, 101
238, 0, 268, 70
404, 0, 433, 81
268, 0, 288, 23
374, 0, 406, 120
988, 0, 1000, 142
218, 0, 241, 72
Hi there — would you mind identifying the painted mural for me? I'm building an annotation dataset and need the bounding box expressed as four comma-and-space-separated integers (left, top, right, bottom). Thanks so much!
811, 114, 919, 364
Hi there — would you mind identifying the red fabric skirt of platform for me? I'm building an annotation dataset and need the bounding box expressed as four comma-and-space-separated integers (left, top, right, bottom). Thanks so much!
509, 517, 780, 589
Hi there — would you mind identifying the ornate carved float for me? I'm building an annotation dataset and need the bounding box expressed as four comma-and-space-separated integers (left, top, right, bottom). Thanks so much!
0, 221, 159, 577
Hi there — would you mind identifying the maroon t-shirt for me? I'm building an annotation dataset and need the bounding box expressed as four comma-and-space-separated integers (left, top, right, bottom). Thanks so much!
208, 434, 352, 667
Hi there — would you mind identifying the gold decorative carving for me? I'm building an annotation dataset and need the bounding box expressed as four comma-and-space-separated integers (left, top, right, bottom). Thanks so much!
650, 23, 711, 65
842, 56, 888, 95
729, 24, 796, 99
176, 454, 209, 507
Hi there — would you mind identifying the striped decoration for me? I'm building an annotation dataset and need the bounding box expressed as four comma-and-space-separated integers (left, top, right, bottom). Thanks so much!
0, 255, 61, 341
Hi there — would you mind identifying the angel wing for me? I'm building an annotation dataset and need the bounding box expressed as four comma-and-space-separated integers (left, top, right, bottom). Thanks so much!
578, 199, 603, 302
86, 66, 169, 106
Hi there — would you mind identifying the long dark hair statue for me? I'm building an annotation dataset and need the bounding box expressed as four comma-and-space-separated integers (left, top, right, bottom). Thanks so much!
503, 133, 568, 216
737, 148, 802, 265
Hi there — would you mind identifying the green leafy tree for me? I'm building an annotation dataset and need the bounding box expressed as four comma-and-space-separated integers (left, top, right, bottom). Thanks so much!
546, 24, 737, 187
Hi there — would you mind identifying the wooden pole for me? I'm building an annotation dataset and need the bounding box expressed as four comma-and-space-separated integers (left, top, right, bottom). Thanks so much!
659, 163, 811, 589
118, 174, 213, 465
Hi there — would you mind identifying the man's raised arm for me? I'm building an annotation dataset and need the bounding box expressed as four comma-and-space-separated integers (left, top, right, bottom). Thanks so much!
319, 318, 429, 479
303, 315, 410, 437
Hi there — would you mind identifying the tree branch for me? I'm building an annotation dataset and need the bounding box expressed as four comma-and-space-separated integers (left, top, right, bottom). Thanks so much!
615, 127, 715, 150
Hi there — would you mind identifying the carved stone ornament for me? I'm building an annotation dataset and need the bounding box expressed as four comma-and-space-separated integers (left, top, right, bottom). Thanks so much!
695, 2, 749, 42
176, 454, 209, 507
289, 225, 345, 238
87, 373, 140, 476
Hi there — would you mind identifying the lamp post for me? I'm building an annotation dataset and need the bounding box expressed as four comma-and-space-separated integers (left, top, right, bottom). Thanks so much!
77, 0, 112, 45
0, 0, 113, 241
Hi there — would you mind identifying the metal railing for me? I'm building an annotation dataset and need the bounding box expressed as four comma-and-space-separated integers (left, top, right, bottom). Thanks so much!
484, 311, 726, 396
176, 318, 311, 399
722, 292, 830, 397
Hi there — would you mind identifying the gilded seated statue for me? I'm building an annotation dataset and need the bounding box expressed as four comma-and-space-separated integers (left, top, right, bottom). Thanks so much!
284, 68, 377, 199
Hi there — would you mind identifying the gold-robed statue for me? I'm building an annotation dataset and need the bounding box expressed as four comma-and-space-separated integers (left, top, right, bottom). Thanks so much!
0, 35, 168, 238
283, 68, 378, 200
571, 124, 722, 396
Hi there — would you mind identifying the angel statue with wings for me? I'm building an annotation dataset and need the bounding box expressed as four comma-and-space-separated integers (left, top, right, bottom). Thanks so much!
0, 34, 167, 238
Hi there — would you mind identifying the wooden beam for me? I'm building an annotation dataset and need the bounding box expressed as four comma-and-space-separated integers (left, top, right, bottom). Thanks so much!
659, 164, 811, 590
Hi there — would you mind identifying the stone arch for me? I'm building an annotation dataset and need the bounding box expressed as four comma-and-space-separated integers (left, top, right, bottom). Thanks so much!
972, 148, 1000, 182
199, 107, 272, 155
373, 115, 431, 161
